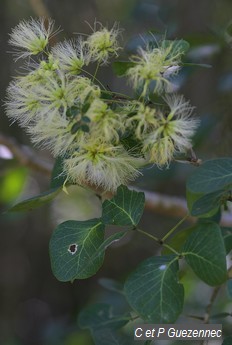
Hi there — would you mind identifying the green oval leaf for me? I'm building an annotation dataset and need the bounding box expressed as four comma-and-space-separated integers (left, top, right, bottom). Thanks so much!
187, 158, 232, 194
71, 121, 81, 134
8, 187, 61, 212
50, 219, 104, 281
66, 106, 81, 118
182, 222, 227, 286
191, 190, 226, 217
102, 185, 145, 226
124, 256, 184, 323
50, 219, 126, 282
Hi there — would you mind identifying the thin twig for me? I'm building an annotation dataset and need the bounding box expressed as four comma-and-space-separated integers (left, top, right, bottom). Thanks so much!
202, 265, 232, 329
203, 286, 221, 324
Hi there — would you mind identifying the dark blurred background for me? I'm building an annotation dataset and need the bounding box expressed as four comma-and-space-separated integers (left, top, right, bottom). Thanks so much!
1, 1, 232, 344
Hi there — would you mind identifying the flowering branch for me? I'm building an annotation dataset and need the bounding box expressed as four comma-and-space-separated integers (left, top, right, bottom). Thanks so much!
1, 132, 232, 226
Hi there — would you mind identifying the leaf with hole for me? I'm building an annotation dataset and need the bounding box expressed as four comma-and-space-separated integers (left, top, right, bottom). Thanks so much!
182, 222, 227, 286
124, 255, 184, 323
50, 219, 104, 281
102, 185, 145, 226
8, 187, 62, 212
50, 219, 126, 281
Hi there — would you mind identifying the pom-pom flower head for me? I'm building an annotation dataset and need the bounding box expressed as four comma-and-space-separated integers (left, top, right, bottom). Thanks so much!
64, 140, 142, 192
86, 22, 121, 64
143, 94, 199, 166
9, 18, 56, 59
5, 78, 41, 126
127, 40, 183, 95
52, 39, 87, 74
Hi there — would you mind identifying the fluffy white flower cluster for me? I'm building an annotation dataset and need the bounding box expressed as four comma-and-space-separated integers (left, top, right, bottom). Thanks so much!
5, 18, 199, 192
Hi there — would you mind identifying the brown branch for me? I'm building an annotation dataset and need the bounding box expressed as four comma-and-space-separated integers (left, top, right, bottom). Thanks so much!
203, 286, 221, 324
1, 133, 232, 226
135, 187, 232, 227
0, 133, 52, 176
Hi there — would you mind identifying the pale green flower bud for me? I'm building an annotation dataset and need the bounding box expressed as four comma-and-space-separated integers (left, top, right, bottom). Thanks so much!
86, 23, 121, 65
